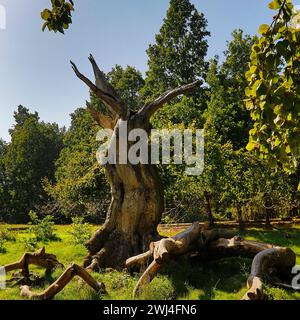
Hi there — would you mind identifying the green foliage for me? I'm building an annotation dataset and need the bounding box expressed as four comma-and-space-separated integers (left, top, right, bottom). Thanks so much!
45, 108, 110, 222
140, 276, 176, 300
28, 210, 57, 242
0, 225, 16, 242
23, 236, 39, 252
245, 0, 300, 173
264, 286, 292, 300
143, 0, 209, 128
145, 0, 210, 93
1, 106, 63, 223
107, 65, 145, 111
68, 217, 91, 245
205, 30, 257, 149
0, 238, 6, 253
41, 0, 74, 34
0, 224, 15, 253
0, 140, 10, 221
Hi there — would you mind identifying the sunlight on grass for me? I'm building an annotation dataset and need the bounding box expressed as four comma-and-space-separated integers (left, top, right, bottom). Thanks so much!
0, 224, 300, 300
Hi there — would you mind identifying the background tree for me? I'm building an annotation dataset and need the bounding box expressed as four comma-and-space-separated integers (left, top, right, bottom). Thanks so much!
107, 65, 145, 112
0, 139, 10, 222
205, 30, 256, 149
3, 106, 63, 223
142, 0, 210, 129
45, 108, 110, 223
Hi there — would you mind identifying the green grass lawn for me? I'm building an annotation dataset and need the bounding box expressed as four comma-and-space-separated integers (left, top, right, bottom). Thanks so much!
0, 224, 300, 300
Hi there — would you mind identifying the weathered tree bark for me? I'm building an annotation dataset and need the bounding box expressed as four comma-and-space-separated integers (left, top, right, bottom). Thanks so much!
71, 55, 202, 269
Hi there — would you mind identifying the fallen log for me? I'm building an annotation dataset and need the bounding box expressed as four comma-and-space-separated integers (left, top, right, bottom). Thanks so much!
3, 247, 62, 277
128, 222, 235, 298
128, 222, 297, 300
3, 248, 106, 300
242, 247, 296, 300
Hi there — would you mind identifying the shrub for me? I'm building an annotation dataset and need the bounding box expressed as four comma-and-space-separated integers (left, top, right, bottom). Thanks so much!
0, 238, 6, 253
69, 217, 91, 245
23, 237, 39, 252
264, 286, 292, 300
0, 225, 16, 242
28, 210, 57, 242
0, 225, 16, 253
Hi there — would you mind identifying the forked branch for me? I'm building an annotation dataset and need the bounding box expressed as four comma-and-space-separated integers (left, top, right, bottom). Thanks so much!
3, 248, 106, 300
70, 58, 126, 118
20, 263, 106, 300
86, 101, 114, 129
139, 80, 203, 120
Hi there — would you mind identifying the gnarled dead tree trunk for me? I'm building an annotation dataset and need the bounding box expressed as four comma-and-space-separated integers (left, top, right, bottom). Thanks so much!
71, 55, 202, 269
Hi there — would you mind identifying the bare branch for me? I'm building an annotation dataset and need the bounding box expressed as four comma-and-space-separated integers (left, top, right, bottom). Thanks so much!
86, 101, 114, 129
88, 54, 120, 100
20, 264, 106, 300
139, 80, 203, 120
4, 247, 63, 276
70, 60, 125, 117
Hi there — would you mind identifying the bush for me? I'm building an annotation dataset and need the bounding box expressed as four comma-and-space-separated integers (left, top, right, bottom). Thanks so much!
69, 217, 91, 245
0, 225, 16, 242
0, 238, 6, 253
28, 210, 57, 242
23, 237, 39, 252
0, 225, 15, 253
264, 286, 292, 300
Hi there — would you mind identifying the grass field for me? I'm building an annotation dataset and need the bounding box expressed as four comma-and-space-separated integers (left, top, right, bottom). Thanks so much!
0, 224, 300, 300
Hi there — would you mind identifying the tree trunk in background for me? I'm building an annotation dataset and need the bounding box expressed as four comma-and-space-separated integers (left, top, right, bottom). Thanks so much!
71, 56, 202, 269
204, 191, 215, 228
236, 203, 244, 231
264, 195, 273, 227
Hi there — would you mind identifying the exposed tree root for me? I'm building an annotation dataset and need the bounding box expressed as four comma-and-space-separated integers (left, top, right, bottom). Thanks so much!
3, 248, 106, 300
127, 222, 297, 300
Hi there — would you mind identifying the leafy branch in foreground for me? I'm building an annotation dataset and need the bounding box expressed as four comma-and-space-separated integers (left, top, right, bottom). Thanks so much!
41, 0, 75, 34
245, 0, 300, 173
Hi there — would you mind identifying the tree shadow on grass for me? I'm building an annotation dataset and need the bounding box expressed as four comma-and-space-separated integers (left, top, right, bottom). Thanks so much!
162, 256, 250, 300
242, 227, 300, 260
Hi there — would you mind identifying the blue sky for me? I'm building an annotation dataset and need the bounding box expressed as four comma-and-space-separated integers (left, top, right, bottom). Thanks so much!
0, 0, 275, 141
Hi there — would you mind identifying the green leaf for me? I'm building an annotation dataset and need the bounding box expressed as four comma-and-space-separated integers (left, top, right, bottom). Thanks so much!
258, 24, 270, 35
268, 0, 282, 10
41, 9, 51, 21
246, 141, 258, 151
